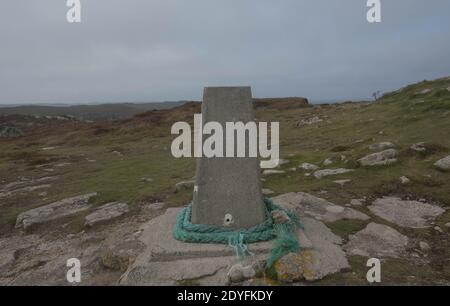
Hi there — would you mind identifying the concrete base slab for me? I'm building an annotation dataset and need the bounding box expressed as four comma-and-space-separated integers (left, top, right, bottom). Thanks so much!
133, 208, 312, 262
119, 205, 349, 285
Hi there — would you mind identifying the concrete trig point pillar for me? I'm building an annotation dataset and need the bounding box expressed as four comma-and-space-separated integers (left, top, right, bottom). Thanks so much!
191, 87, 266, 229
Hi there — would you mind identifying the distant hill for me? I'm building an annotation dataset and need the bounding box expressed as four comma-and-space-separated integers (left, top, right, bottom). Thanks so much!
0, 97, 310, 122
254, 97, 309, 109
0, 102, 186, 121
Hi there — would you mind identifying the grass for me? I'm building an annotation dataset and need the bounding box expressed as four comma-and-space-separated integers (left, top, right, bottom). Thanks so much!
326, 219, 369, 239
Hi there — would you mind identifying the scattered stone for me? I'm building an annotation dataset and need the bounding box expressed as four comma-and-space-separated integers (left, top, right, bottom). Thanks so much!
140, 177, 153, 183
434, 155, 450, 171
227, 264, 256, 283
55, 163, 72, 167
262, 188, 274, 195
38, 192, 48, 197
85, 202, 129, 227
300, 116, 323, 125
358, 149, 398, 166
299, 163, 319, 170
0, 191, 12, 198
22, 184, 51, 193
419, 88, 432, 94
175, 180, 195, 192
400, 176, 411, 184
36, 176, 59, 183
313, 168, 354, 179
350, 199, 363, 206
262, 170, 285, 175
444, 223, 450, 228
333, 179, 351, 187
304, 173, 311, 177
0, 183, 51, 198
419, 241, 430, 251
368, 197, 445, 228
369, 142, 395, 151
15, 193, 97, 230
41, 147, 56, 151
323, 158, 333, 166
272, 192, 369, 222
410, 142, 426, 152
344, 223, 409, 258
434, 226, 443, 233
0, 181, 27, 192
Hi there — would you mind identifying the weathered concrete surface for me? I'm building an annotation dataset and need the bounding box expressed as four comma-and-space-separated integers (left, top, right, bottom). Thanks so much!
120, 255, 234, 286
344, 223, 409, 258
85, 202, 129, 227
122, 208, 312, 262
15, 193, 97, 230
272, 192, 369, 222
368, 197, 445, 228
192, 87, 266, 229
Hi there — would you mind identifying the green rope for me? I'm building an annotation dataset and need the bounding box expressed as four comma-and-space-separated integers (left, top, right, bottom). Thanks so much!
173, 198, 301, 268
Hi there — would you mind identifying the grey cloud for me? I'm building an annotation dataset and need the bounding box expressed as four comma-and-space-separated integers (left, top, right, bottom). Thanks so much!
0, 0, 449, 104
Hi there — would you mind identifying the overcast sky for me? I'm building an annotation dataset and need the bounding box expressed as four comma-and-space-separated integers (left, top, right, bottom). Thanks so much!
0, 0, 449, 105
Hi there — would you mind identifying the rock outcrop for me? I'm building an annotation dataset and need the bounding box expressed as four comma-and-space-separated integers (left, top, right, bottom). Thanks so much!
15, 193, 97, 230
85, 202, 129, 227
272, 192, 369, 222
368, 197, 445, 228
313, 168, 354, 179
344, 223, 409, 258
434, 155, 450, 171
369, 142, 395, 151
358, 149, 398, 166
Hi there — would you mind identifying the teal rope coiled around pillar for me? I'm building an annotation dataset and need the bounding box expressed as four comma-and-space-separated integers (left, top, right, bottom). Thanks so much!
173, 198, 301, 268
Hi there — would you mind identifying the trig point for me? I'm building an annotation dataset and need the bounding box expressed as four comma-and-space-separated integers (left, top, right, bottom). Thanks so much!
191, 86, 266, 229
